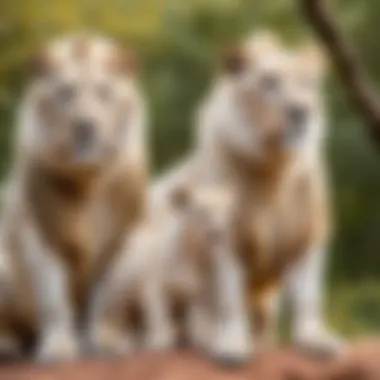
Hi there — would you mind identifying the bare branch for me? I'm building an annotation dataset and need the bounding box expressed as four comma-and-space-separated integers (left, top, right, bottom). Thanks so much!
300, 0, 380, 145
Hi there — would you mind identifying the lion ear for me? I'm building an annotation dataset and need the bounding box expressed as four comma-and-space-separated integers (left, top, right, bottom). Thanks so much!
28, 48, 52, 78
221, 30, 281, 75
221, 44, 247, 75
298, 43, 327, 80
112, 47, 138, 75
246, 30, 281, 56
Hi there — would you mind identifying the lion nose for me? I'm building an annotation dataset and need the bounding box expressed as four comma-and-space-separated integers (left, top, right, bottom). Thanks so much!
287, 105, 308, 131
72, 119, 95, 150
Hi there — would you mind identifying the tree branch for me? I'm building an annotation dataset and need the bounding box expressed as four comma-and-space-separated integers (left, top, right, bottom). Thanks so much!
300, 0, 380, 145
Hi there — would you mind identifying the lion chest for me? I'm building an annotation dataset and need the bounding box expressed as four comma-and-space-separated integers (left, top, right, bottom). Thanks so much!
235, 185, 316, 293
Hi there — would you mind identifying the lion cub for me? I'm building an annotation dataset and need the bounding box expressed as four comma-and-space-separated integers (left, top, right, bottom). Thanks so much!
88, 185, 225, 355
0, 34, 148, 362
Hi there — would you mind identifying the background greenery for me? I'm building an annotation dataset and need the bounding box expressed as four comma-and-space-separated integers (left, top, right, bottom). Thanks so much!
1, 0, 380, 337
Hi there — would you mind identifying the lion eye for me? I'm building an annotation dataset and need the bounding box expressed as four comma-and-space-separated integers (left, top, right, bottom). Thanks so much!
300, 76, 317, 90
56, 84, 76, 104
97, 84, 113, 102
260, 74, 280, 94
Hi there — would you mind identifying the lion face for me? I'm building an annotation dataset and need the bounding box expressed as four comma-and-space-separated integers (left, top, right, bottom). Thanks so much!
24, 34, 141, 173
219, 32, 326, 161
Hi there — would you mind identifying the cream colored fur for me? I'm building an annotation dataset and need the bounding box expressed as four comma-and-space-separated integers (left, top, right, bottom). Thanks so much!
0, 35, 148, 362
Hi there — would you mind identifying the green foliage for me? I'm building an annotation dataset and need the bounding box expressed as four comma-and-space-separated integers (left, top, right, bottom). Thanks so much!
328, 281, 380, 336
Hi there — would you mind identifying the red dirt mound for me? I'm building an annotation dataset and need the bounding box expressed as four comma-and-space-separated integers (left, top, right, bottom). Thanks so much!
0, 342, 379, 380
